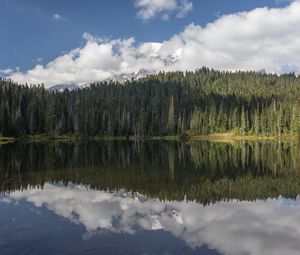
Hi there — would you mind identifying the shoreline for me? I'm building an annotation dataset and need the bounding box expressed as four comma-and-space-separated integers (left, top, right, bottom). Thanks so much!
0, 133, 298, 143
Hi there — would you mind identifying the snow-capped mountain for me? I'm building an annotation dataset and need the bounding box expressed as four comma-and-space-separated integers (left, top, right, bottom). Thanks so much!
48, 84, 80, 92
102, 69, 154, 83
48, 69, 154, 91
101, 74, 133, 83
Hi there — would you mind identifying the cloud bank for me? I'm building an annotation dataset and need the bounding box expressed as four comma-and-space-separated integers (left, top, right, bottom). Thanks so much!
9, 1, 300, 87
8, 183, 300, 255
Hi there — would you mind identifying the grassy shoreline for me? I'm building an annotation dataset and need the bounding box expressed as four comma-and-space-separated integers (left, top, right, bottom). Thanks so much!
189, 133, 298, 142
0, 133, 298, 143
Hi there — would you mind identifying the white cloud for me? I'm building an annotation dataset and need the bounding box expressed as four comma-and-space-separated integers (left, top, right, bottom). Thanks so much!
8, 183, 300, 255
53, 13, 65, 21
9, 1, 300, 87
176, 0, 193, 18
134, 0, 193, 20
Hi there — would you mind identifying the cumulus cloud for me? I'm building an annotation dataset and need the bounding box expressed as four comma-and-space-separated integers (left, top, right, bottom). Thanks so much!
8, 183, 300, 255
9, 1, 300, 87
134, 0, 193, 21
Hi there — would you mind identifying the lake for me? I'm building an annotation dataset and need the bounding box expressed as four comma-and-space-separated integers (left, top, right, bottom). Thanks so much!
1, 140, 300, 255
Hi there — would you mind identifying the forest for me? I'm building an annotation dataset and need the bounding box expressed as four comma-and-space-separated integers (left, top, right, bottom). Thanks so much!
1, 67, 300, 138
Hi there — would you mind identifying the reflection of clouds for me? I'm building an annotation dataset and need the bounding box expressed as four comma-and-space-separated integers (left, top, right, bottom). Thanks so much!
8, 184, 300, 255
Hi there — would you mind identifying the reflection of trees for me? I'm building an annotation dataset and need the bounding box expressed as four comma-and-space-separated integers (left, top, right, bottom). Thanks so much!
1, 140, 300, 205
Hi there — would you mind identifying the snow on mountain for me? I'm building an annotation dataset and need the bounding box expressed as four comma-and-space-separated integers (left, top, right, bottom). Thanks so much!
48, 84, 80, 92
47, 69, 154, 91
102, 69, 154, 83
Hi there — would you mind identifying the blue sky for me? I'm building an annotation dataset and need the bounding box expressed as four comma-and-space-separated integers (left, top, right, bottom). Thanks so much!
1, 0, 298, 86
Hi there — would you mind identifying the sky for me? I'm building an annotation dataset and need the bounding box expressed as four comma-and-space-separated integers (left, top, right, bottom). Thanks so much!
0, 0, 298, 87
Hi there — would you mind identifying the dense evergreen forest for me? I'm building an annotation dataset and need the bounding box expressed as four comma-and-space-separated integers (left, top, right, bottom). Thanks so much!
1, 67, 300, 137
1, 140, 300, 204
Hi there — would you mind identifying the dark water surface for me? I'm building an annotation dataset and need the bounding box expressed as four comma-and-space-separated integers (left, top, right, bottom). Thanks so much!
1, 140, 300, 255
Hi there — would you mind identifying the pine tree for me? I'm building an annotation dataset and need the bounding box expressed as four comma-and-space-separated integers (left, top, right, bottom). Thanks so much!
167, 96, 175, 134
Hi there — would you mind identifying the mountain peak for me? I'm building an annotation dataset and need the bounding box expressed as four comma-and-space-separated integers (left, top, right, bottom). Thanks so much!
48, 69, 154, 91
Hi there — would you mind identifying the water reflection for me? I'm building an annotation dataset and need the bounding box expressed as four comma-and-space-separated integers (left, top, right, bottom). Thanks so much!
1, 140, 300, 254
3, 183, 300, 255
1, 140, 300, 203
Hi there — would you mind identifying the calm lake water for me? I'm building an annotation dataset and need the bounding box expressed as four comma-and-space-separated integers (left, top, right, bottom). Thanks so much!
1, 140, 300, 255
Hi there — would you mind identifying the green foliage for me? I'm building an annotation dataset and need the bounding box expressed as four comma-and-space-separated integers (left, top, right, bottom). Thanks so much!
1, 67, 300, 137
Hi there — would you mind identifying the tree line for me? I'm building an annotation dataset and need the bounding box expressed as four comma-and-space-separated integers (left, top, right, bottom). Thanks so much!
1, 67, 300, 137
